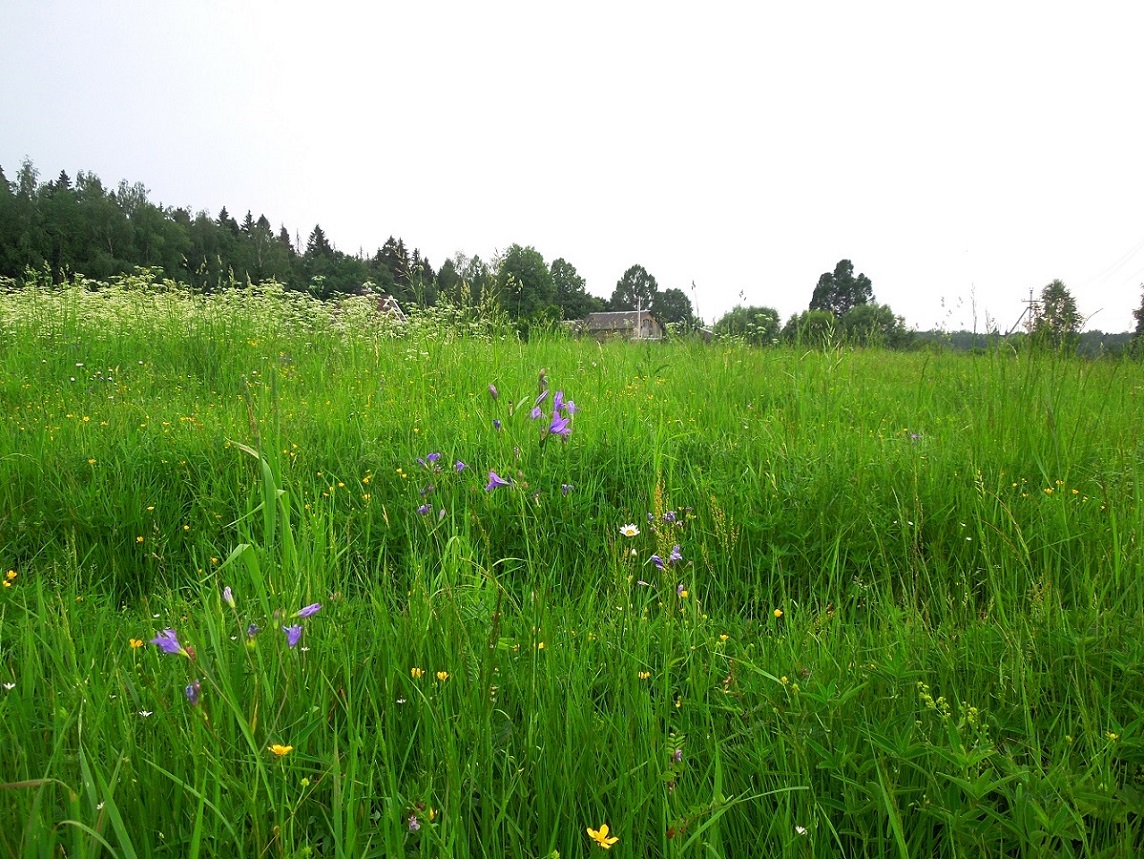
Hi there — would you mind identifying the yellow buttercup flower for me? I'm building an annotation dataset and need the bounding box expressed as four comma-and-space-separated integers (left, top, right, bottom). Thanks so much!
268, 744, 293, 757
129, 638, 144, 649
436, 671, 449, 682
587, 823, 619, 849
773, 608, 783, 619
410, 667, 424, 678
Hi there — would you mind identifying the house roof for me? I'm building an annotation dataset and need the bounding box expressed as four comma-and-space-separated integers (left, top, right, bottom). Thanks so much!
583, 311, 660, 330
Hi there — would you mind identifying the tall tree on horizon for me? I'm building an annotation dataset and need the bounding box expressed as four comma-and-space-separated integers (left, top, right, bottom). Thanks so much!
809, 259, 873, 316
610, 264, 658, 311
1033, 279, 1081, 347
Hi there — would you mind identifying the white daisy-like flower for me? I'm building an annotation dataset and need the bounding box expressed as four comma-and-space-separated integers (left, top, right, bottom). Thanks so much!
138, 710, 153, 717
2, 682, 15, 691
795, 825, 808, 836
619, 524, 640, 537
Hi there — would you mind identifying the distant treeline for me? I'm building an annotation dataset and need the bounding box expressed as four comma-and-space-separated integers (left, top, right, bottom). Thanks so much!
913, 329, 1136, 358
0, 159, 556, 312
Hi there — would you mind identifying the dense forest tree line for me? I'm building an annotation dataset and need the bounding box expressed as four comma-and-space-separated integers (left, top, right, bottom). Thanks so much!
6, 160, 1141, 351
0, 160, 620, 324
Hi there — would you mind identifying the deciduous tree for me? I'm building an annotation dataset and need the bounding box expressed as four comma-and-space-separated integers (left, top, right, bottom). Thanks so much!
496, 244, 555, 319
1032, 279, 1081, 347
652, 287, 695, 326
713, 305, 779, 345
610, 264, 658, 311
809, 259, 873, 316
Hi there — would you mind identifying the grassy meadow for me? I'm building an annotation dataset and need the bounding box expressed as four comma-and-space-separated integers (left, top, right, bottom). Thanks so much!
1, 272, 1143, 857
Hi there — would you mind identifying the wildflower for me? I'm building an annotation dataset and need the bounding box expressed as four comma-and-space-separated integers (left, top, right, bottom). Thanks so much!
294, 603, 322, 618
561, 483, 573, 495
485, 471, 510, 491
150, 629, 187, 657
222, 586, 235, 608
416, 503, 432, 515
136, 536, 144, 544
4, 570, 14, 580
663, 510, 677, 524
455, 460, 467, 472
137, 709, 152, 716
619, 524, 640, 537
129, 638, 144, 649
283, 625, 303, 648
587, 823, 619, 849
676, 583, 686, 597
411, 667, 424, 678
636, 580, 650, 586
638, 671, 650, 680
492, 419, 502, 431
795, 825, 808, 836
246, 622, 260, 639
672, 748, 683, 763
268, 744, 293, 757
535, 389, 550, 407
650, 555, 665, 570
564, 400, 577, 414
408, 814, 420, 832
530, 406, 544, 420
548, 411, 571, 439
553, 390, 564, 412
426, 452, 441, 464
185, 679, 201, 706
719, 634, 729, 642
420, 484, 434, 496
537, 641, 545, 650
488, 383, 498, 401
774, 608, 783, 619
669, 545, 683, 564
436, 671, 449, 682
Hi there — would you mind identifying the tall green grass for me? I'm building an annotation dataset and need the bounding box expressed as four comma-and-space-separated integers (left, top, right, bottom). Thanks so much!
1, 273, 1142, 856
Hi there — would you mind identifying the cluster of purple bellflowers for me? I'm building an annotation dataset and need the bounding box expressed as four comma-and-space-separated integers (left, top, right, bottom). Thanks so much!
149, 592, 322, 707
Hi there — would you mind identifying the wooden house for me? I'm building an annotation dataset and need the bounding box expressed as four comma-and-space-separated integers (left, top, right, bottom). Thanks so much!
581, 311, 664, 341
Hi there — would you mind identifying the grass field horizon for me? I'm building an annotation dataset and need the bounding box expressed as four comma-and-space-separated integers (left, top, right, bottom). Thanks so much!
2, 272, 1142, 857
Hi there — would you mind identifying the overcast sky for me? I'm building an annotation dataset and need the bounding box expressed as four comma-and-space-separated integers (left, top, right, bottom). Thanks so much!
3, 1, 1143, 331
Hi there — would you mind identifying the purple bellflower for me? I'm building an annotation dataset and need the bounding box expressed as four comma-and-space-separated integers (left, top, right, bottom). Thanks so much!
548, 412, 571, 439
150, 629, 187, 657
185, 679, 202, 706
283, 625, 303, 648
485, 470, 510, 491
294, 603, 322, 619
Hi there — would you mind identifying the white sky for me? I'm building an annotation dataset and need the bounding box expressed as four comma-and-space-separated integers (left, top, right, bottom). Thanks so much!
3, 1, 1143, 331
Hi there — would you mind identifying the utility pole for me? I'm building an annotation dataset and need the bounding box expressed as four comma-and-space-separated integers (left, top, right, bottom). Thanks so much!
1005, 288, 1040, 336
